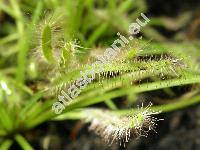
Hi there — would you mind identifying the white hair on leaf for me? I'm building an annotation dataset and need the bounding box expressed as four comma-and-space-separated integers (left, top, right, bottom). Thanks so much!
84, 102, 163, 146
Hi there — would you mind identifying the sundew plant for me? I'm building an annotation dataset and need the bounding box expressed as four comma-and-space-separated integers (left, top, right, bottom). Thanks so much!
0, 0, 200, 149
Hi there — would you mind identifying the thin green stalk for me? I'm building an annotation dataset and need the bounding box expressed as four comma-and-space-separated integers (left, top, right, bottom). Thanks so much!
15, 134, 34, 150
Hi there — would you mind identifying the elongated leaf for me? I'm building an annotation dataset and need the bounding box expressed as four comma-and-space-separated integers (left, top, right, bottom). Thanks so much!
15, 134, 34, 150
0, 105, 13, 131
41, 25, 55, 63
20, 91, 45, 120
0, 139, 13, 150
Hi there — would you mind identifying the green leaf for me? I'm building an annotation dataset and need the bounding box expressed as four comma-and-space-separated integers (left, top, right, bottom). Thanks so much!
41, 25, 55, 63
0, 105, 13, 131
0, 139, 13, 150
19, 91, 45, 120
117, 91, 200, 115
0, 2, 16, 18
63, 74, 200, 111
24, 100, 54, 129
105, 99, 118, 110
15, 134, 34, 150
118, 0, 135, 13
86, 22, 108, 47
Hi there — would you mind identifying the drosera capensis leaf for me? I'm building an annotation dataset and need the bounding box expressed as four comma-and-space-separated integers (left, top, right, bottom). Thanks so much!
60, 73, 200, 112
82, 103, 163, 146
41, 25, 55, 63
116, 91, 200, 116
29, 73, 200, 129
59, 45, 72, 70
53, 91, 200, 121
33, 8, 66, 66
51, 51, 189, 96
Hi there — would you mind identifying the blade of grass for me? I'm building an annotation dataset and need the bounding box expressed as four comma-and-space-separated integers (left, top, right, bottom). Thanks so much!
0, 1, 16, 18
0, 130, 7, 136
31, 1, 43, 26
0, 105, 13, 131
24, 100, 55, 129
0, 139, 13, 150
86, 22, 108, 47
15, 134, 34, 150
10, 0, 24, 35
104, 99, 118, 110
0, 33, 19, 45
118, 0, 135, 13
16, 1, 42, 83
19, 91, 45, 120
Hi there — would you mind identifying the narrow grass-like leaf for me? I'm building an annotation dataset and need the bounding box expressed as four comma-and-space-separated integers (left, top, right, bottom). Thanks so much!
0, 33, 19, 45
0, 129, 7, 136
0, 105, 13, 131
118, 0, 135, 13
19, 91, 45, 120
15, 134, 34, 150
0, 139, 13, 150
24, 100, 54, 129
25, 109, 55, 129
25, 99, 53, 120
0, 2, 16, 18
0, 140, 13, 150
86, 22, 108, 47
31, 1, 43, 26
105, 99, 118, 110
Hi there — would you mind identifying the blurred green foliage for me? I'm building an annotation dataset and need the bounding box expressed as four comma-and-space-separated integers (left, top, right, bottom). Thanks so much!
0, 0, 199, 149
